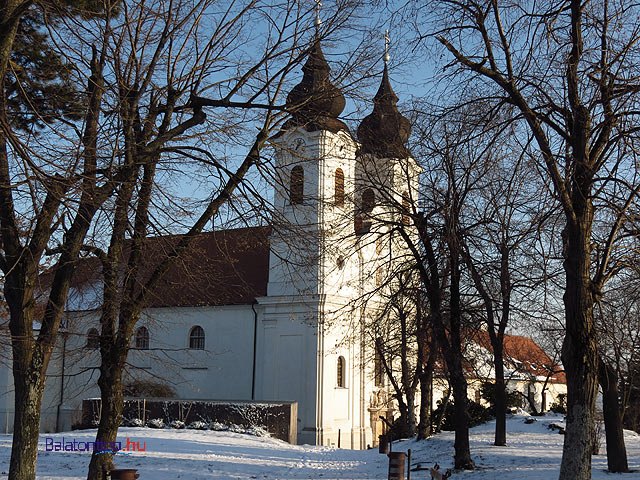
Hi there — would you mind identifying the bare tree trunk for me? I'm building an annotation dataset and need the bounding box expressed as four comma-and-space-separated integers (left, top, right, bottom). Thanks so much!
447, 216, 475, 470
0, 10, 40, 477
449, 363, 474, 469
599, 357, 628, 473
406, 214, 474, 469
434, 389, 450, 433
493, 341, 507, 446
9, 353, 45, 480
399, 311, 417, 438
87, 351, 127, 480
559, 216, 599, 480
394, 396, 417, 439
417, 367, 432, 439
417, 332, 435, 440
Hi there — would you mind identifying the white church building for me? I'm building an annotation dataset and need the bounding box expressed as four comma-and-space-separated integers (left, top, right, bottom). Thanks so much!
0, 38, 565, 447
0, 39, 421, 449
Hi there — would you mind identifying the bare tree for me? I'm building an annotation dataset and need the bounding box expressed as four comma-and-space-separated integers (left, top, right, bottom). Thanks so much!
594, 269, 640, 472
0, 2, 150, 477
411, 1, 640, 477
61, 1, 367, 477
457, 120, 553, 446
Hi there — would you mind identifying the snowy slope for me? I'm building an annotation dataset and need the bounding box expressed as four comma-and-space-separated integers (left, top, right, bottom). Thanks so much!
0, 414, 638, 479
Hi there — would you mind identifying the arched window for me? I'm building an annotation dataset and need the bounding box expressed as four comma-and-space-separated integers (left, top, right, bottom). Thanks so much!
337, 356, 346, 387
334, 168, 345, 206
362, 188, 375, 213
290, 166, 304, 204
402, 191, 411, 226
135, 326, 149, 350
355, 188, 375, 235
86, 328, 99, 349
189, 326, 205, 350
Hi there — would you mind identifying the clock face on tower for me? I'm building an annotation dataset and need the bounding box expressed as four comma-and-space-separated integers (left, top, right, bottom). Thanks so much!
292, 137, 306, 153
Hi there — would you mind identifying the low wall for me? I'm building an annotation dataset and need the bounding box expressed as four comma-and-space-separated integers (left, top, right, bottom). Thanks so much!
81, 398, 297, 443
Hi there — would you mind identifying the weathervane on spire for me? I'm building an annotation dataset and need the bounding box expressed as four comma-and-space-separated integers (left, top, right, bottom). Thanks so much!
384, 29, 391, 63
314, 0, 322, 31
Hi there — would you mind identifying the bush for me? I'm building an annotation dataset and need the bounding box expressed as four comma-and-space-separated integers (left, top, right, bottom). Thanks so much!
432, 398, 493, 431
187, 421, 209, 430
210, 422, 229, 431
124, 380, 176, 398
480, 382, 521, 413
123, 418, 144, 427
550, 393, 567, 414
147, 418, 164, 428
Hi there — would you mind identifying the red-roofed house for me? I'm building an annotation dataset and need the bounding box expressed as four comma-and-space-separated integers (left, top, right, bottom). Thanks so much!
429, 331, 567, 413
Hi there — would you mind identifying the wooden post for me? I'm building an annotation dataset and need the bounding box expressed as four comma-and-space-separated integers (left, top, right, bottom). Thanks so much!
387, 452, 405, 480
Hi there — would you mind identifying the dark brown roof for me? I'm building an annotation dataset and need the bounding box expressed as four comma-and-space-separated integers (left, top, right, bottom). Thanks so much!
62, 226, 271, 309
284, 41, 349, 134
357, 64, 411, 158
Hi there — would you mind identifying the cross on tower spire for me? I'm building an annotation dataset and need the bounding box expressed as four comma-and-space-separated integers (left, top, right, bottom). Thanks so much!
314, 0, 322, 32
384, 29, 390, 63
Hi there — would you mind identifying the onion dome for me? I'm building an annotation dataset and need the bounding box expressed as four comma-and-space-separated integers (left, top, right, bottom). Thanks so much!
357, 64, 411, 158
284, 41, 349, 133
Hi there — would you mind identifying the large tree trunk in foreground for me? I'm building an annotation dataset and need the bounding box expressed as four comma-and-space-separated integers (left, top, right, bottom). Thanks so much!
9, 365, 46, 480
599, 358, 628, 473
87, 353, 127, 480
559, 213, 599, 480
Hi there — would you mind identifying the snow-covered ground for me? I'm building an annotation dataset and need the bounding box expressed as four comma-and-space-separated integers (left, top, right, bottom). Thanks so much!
0, 414, 639, 479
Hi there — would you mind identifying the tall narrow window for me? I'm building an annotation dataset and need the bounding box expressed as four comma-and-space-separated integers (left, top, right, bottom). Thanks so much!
362, 188, 375, 213
355, 188, 375, 235
337, 356, 346, 387
334, 168, 345, 206
290, 166, 304, 204
86, 328, 99, 349
135, 326, 149, 350
189, 326, 205, 350
402, 191, 411, 226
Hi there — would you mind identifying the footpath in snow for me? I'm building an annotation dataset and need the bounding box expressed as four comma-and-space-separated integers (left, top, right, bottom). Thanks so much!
0, 414, 639, 479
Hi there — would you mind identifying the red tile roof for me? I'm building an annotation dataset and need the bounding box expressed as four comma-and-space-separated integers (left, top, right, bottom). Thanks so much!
59, 226, 271, 309
471, 330, 566, 383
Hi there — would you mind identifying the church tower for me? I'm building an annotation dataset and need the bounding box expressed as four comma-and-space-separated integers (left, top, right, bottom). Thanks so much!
255, 32, 363, 447
255, 28, 417, 449
353, 50, 421, 445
